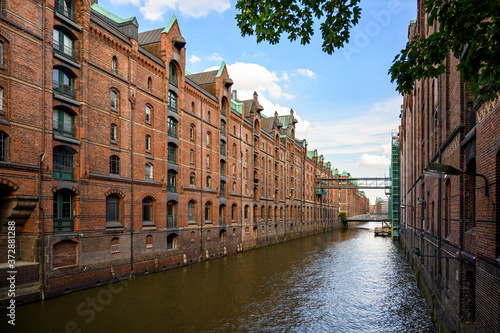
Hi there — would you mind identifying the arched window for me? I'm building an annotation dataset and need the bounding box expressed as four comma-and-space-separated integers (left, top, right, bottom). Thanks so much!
167, 234, 179, 249
221, 100, 226, 116
167, 117, 177, 137
168, 91, 178, 113
232, 144, 236, 157
0, 87, 3, 112
147, 77, 152, 92
110, 89, 118, 110
53, 68, 74, 98
205, 202, 212, 222
53, 146, 74, 180
53, 28, 75, 59
221, 120, 226, 136
191, 102, 195, 114
190, 172, 195, 186
167, 143, 177, 163
190, 124, 195, 140
169, 62, 178, 86
106, 195, 121, 227
146, 135, 151, 152
233, 181, 236, 193
220, 160, 226, 175
207, 111, 211, 122
220, 229, 227, 242
167, 201, 177, 227
219, 205, 226, 225
167, 171, 176, 192
145, 105, 151, 123
111, 56, 118, 73
244, 205, 249, 220
146, 235, 153, 248
109, 155, 120, 175
188, 200, 196, 222
206, 132, 211, 147
53, 190, 73, 232
220, 140, 226, 156
110, 123, 117, 143
142, 197, 154, 224
206, 154, 210, 168
145, 163, 153, 181
206, 176, 211, 189
220, 181, 226, 197
0, 131, 8, 162
53, 108, 75, 137
190, 149, 194, 164
231, 204, 237, 221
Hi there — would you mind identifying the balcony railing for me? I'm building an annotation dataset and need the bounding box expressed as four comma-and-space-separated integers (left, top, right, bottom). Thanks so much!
167, 152, 177, 164
167, 216, 177, 228
55, 0, 75, 21
168, 123, 178, 137
53, 80, 75, 99
53, 120, 75, 137
53, 164, 73, 180
167, 184, 176, 192
53, 219, 73, 232
53, 41, 75, 60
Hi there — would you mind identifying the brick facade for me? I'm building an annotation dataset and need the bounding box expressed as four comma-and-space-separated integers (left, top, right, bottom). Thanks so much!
399, 3, 500, 332
0, 0, 369, 306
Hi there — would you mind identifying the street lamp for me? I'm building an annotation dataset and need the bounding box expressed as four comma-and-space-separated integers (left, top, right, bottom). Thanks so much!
423, 162, 489, 196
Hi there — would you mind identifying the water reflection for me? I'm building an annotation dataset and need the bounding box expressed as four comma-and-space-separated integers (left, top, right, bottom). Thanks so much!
2, 223, 437, 333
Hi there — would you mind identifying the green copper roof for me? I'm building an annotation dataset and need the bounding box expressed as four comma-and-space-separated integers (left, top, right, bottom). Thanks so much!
341, 171, 348, 177
277, 115, 293, 128
185, 69, 192, 75
91, 4, 135, 23
163, 15, 177, 33
410, 19, 416, 24
231, 99, 243, 115
216, 61, 226, 77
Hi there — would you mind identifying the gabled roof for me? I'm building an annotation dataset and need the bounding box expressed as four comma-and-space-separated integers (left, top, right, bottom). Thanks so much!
138, 27, 163, 45
187, 70, 217, 86
163, 15, 178, 33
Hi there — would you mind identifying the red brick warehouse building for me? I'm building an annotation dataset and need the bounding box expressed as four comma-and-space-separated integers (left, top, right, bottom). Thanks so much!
399, 3, 500, 331
0, 0, 369, 305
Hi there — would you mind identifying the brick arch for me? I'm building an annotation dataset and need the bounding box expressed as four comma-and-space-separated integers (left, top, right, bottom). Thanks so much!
104, 189, 125, 198
51, 184, 80, 195
142, 193, 157, 201
0, 178, 19, 191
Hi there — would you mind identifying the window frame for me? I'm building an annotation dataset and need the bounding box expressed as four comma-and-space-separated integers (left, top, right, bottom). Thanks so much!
109, 155, 120, 175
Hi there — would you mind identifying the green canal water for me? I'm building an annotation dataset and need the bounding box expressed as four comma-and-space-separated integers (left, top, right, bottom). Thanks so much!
2, 223, 437, 333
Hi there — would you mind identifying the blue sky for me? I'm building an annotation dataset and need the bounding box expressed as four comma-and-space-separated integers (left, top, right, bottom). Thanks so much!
99, 0, 416, 203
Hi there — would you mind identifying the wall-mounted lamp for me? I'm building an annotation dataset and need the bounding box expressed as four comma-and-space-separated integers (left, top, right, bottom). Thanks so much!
423, 162, 489, 196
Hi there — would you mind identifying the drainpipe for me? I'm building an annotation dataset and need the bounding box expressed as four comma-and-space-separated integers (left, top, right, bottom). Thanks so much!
437, 72, 443, 280
199, 100, 204, 258
239, 121, 243, 250
128, 52, 135, 276
39, 0, 46, 300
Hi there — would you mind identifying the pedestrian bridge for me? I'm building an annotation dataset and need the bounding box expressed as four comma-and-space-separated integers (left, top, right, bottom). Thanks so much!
347, 213, 390, 222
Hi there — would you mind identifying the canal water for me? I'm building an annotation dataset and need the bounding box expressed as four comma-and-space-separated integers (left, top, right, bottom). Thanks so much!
2, 223, 437, 333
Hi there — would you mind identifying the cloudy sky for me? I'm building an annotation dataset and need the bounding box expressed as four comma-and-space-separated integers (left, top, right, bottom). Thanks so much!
101, 0, 416, 203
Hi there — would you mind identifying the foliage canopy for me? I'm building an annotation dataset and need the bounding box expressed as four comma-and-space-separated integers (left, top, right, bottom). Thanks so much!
235, 0, 500, 102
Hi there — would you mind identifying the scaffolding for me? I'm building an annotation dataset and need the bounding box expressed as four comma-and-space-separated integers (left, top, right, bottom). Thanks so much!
390, 130, 400, 240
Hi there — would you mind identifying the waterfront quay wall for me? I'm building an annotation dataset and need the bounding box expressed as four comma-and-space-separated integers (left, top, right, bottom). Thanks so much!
0, 219, 340, 308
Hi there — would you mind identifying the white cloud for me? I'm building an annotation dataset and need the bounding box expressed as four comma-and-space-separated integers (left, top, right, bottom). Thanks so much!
226, 62, 296, 100
208, 53, 224, 62
109, 0, 141, 5
358, 154, 391, 169
140, 0, 230, 21
189, 55, 201, 64
296, 68, 316, 78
